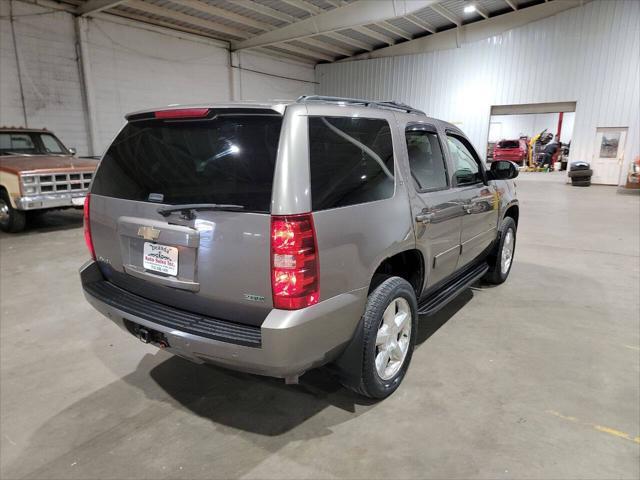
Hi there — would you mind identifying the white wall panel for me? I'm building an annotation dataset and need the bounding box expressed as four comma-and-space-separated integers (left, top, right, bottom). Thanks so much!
0, 1, 89, 155
0, 3, 316, 156
85, 17, 231, 154
234, 51, 316, 102
317, 1, 640, 185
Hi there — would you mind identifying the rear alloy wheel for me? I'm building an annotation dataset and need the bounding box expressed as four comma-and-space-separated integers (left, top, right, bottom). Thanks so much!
375, 297, 412, 381
0, 191, 26, 233
346, 276, 418, 399
484, 216, 517, 285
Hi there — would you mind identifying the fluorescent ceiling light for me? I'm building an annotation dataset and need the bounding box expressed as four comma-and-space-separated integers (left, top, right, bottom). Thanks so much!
464, 4, 477, 14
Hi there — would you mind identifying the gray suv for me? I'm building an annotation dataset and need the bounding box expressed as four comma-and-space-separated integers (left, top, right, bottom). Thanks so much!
80, 96, 519, 398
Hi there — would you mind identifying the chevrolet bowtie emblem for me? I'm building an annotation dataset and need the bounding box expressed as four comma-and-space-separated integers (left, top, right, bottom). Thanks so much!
137, 226, 161, 241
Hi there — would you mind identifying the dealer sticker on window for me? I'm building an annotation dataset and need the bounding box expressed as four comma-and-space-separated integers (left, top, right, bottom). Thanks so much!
143, 242, 178, 276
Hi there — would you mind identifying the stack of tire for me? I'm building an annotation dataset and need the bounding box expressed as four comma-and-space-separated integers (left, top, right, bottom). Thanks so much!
568, 162, 593, 186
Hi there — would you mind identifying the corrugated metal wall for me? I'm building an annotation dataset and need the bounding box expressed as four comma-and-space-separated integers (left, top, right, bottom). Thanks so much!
0, 1, 315, 157
316, 0, 640, 185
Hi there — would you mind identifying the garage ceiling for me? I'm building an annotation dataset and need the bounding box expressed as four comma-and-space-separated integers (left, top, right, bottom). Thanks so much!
64, 0, 554, 64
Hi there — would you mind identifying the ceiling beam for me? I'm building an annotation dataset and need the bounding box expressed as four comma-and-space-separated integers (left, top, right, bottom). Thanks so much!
474, 5, 490, 19
233, 1, 298, 24
326, 32, 373, 51
233, 0, 439, 50
104, 8, 230, 45
77, 0, 128, 16
173, 0, 273, 31
504, 0, 519, 11
280, 0, 323, 16
378, 21, 412, 40
341, 0, 585, 62
405, 14, 436, 34
298, 37, 353, 57
270, 42, 334, 62
126, 0, 249, 39
256, 47, 316, 65
431, 3, 461, 26
353, 25, 395, 46
234, 0, 366, 57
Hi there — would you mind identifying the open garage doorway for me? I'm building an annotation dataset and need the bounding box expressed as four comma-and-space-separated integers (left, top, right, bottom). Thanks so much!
487, 102, 576, 172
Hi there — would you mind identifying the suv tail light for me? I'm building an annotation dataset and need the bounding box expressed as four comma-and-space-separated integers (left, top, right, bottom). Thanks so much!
83, 194, 95, 260
271, 214, 319, 310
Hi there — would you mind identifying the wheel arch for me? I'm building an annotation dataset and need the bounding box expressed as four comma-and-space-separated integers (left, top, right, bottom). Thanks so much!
368, 248, 425, 297
503, 202, 519, 227
0, 170, 21, 208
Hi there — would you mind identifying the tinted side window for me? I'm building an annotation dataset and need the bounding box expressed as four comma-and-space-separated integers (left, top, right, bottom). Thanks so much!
447, 135, 483, 186
405, 129, 448, 191
309, 117, 394, 211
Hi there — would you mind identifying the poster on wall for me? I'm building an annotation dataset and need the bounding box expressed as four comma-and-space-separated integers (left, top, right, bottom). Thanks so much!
599, 132, 620, 158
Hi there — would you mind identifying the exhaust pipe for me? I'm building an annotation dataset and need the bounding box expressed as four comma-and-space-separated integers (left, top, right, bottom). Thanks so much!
138, 328, 150, 344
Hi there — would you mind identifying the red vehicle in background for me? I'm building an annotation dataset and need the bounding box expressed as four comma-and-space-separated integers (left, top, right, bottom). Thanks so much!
493, 138, 528, 165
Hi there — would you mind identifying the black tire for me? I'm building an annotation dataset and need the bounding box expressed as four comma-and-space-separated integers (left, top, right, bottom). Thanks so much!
0, 189, 26, 233
568, 169, 593, 178
483, 216, 517, 285
571, 178, 591, 187
345, 276, 418, 399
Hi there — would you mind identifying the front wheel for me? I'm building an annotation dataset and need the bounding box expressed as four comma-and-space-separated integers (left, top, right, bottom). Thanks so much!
345, 276, 418, 399
484, 216, 517, 285
0, 190, 26, 233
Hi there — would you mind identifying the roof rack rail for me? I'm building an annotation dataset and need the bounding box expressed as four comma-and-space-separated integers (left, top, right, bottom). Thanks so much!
296, 95, 425, 116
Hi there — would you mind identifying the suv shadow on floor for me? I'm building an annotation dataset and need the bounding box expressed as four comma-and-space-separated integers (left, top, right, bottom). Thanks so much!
141, 287, 475, 434
1, 288, 476, 479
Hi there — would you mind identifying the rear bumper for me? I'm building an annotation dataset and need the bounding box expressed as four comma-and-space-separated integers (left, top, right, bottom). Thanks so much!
15, 191, 87, 210
80, 261, 367, 378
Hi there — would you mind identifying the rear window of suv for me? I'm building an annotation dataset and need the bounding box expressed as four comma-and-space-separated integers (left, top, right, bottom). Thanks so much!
91, 114, 282, 212
309, 116, 394, 211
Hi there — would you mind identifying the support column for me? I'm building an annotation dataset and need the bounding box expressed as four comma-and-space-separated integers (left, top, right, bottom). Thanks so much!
228, 50, 242, 101
9, 0, 28, 127
74, 16, 99, 156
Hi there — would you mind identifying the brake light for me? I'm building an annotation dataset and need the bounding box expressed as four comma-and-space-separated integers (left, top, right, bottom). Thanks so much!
154, 108, 209, 119
83, 194, 95, 260
271, 214, 319, 310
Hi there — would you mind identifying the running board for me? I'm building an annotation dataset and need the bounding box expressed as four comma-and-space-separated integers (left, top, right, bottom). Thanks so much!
417, 262, 489, 316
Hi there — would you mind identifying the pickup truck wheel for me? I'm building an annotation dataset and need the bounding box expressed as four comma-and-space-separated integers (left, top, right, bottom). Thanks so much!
0, 191, 26, 233
348, 276, 418, 399
483, 216, 517, 285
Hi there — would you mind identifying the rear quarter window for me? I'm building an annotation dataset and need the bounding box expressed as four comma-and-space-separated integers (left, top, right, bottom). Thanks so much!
91, 115, 282, 212
309, 116, 394, 211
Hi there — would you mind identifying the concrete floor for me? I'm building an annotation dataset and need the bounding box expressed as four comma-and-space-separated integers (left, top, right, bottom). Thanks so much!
1, 173, 638, 479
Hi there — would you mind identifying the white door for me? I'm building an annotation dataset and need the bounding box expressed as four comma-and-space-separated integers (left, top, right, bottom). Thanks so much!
592, 127, 627, 185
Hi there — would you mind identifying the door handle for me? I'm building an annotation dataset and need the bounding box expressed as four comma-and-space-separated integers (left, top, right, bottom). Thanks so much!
415, 213, 435, 224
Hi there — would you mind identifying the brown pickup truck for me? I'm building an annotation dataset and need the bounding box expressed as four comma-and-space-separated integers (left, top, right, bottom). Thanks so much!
0, 127, 97, 232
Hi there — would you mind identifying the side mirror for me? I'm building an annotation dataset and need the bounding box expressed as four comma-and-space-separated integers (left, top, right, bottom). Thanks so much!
490, 160, 519, 180
68, 147, 77, 156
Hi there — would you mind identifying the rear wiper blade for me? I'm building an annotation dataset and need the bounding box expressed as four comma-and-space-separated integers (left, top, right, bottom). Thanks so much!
157, 203, 245, 219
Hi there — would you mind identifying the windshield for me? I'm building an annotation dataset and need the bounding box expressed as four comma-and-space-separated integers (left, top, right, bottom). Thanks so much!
91, 115, 283, 212
0, 132, 68, 155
